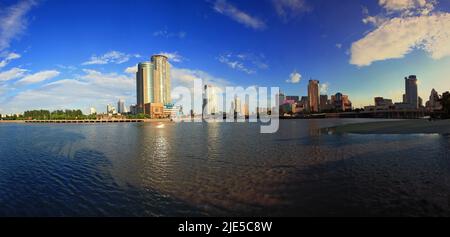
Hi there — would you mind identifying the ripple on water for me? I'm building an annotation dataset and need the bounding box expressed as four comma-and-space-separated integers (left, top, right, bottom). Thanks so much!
0, 120, 450, 216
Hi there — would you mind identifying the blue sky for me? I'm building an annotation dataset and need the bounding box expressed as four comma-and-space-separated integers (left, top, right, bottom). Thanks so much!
0, 0, 449, 113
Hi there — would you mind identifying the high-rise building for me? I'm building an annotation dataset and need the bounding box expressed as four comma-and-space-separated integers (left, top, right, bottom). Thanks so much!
203, 85, 220, 115
243, 103, 250, 117
308, 80, 320, 113
331, 93, 352, 112
106, 104, 116, 114
117, 99, 126, 114
136, 62, 152, 113
136, 55, 171, 114
405, 75, 418, 109
320, 95, 328, 111
151, 55, 171, 105
229, 97, 242, 116
129, 105, 137, 115
89, 107, 96, 115
426, 89, 442, 110
234, 97, 242, 114
300, 96, 309, 111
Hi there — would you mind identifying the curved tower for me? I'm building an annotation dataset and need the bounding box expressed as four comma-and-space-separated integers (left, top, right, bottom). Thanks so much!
136, 62, 153, 114
151, 54, 171, 105
136, 55, 172, 114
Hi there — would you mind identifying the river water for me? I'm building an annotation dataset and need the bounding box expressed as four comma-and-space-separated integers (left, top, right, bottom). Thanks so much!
0, 119, 449, 216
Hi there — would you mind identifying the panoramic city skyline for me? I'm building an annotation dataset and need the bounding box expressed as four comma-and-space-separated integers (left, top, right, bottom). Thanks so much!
0, 0, 449, 114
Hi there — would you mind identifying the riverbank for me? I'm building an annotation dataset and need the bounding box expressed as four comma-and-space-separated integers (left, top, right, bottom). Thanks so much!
325, 119, 450, 134
0, 118, 172, 124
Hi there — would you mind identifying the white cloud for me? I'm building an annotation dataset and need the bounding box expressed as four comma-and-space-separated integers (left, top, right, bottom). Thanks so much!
56, 64, 77, 71
0, 67, 27, 82
124, 64, 137, 74
0, 52, 21, 68
350, 13, 450, 66
273, 0, 311, 22
362, 0, 435, 28
379, 0, 435, 15
82, 51, 140, 65
81, 69, 132, 85
213, 0, 266, 30
218, 55, 255, 74
242, 53, 269, 69
351, 0, 449, 67
217, 53, 267, 74
0, 85, 7, 97
362, 15, 389, 26
16, 70, 60, 85
335, 43, 342, 49
171, 67, 232, 89
320, 82, 329, 94
286, 71, 301, 84
158, 52, 185, 63
153, 29, 186, 39
1, 69, 135, 114
0, 0, 37, 52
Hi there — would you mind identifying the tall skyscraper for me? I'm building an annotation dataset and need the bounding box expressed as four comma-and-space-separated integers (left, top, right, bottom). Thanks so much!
151, 55, 171, 105
136, 55, 171, 114
405, 75, 418, 109
308, 80, 320, 113
234, 97, 242, 114
118, 99, 126, 114
203, 85, 219, 115
106, 104, 116, 114
136, 62, 152, 113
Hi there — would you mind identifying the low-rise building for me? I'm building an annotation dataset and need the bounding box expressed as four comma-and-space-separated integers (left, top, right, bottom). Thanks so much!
164, 104, 183, 118
426, 89, 442, 111
331, 93, 352, 112
144, 103, 164, 118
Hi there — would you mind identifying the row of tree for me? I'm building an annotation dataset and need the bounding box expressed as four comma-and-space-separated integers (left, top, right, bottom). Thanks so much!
1, 110, 149, 120
125, 113, 150, 119
22, 109, 97, 120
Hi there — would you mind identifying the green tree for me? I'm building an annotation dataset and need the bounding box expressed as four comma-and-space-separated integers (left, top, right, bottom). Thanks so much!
24, 109, 86, 120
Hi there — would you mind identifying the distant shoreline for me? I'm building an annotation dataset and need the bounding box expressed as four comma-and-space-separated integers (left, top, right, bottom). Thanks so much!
325, 119, 450, 135
0, 118, 172, 124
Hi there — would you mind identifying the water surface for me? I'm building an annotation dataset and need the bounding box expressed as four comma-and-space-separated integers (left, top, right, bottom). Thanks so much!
0, 119, 449, 216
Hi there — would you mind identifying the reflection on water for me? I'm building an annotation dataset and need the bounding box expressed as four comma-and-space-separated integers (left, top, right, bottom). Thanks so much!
0, 119, 449, 216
